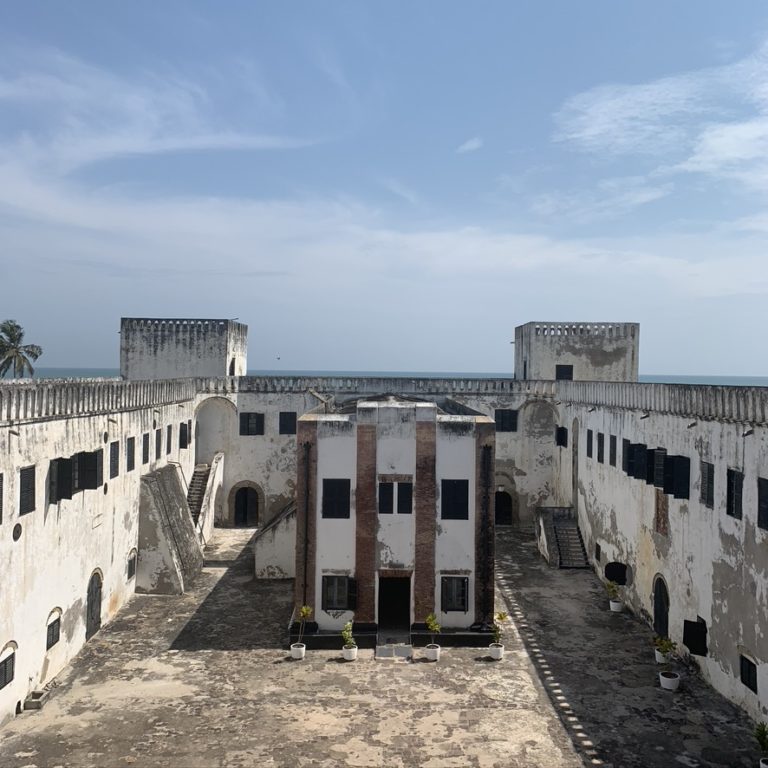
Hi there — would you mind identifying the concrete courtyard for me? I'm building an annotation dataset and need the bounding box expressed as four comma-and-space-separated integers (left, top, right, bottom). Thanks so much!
0, 528, 761, 768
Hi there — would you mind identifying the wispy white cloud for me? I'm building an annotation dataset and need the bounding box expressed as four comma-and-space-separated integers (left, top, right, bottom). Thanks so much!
379, 177, 420, 205
456, 136, 483, 154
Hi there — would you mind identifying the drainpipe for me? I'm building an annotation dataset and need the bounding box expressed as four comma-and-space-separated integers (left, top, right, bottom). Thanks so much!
302, 441, 311, 606
481, 444, 492, 626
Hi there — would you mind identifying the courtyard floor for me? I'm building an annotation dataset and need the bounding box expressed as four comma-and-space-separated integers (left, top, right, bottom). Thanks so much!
0, 528, 761, 768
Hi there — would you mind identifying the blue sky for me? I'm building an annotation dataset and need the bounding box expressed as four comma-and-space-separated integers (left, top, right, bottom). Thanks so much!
2, 2, 768, 374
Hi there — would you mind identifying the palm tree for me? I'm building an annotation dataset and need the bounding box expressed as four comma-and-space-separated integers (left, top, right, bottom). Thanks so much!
0, 320, 43, 378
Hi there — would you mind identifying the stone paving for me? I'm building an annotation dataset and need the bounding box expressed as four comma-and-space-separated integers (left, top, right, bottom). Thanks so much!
0, 527, 761, 768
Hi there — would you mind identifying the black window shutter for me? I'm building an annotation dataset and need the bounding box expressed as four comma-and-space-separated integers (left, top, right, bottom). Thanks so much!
142, 433, 150, 464
758, 478, 768, 530
397, 482, 413, 514
622, 439, 631, 473
683, 619, 708, 656
95, 449, 103, 487
462, 577, 469, 612
645, 449, 656, 484
347, 578, 357, 610
586, 430, 593, 458
379, 482, 393, 514
49, 460, 59, 504
653, 449, 667, 488
673, 456, 690, 500
20, 466, 36, 514
631, 444, 647, 480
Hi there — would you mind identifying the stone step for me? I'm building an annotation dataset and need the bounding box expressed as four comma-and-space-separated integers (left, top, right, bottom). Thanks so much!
375, 644, 413, 661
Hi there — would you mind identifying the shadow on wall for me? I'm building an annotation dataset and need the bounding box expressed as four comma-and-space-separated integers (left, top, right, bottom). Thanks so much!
170, 532, 293, 651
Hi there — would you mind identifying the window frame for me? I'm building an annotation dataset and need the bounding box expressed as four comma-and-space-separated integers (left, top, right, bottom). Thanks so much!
19, 465, 36, 515
279, 411, 297, 435
441, 575, 469, 612
321, 478, 351, 519
494, 409, 518, 433
321, 575, 355, 611
46, 617, 61, 650
239, 412, 265, 436
441, 479, 469, 520
726, 468, 743, 520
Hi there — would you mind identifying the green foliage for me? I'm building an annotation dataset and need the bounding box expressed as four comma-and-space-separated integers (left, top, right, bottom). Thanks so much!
341, 620, 356, 648
653, 635, 676, 655
0, 320, 43, 379
492, 611, 509, 645
756, 722, 768, 755
605, 581, 620, 600
425, 613, 441, 645
296, 604, 312, 645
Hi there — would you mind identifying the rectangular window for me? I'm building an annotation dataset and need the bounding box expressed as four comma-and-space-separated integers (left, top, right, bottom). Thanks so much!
441, 576, 469, 612
441, 479, 469, 520
663, 455, 691, 500
166, 425, 172, 455
322, 479, 351, 519
597, 433, 604, 463
700, 461, 714, 508
321, 575, 356, 610
75, 450, 103, 490
179, 422, 188, 450
46, 618, 61, 650
279, 412, 297, 435
378, 482, 393, 514
127, 552, 137, 579
758, 477, 768, 531
142, 433, 150, 465
0, 652, 14, 690
555, 364, 573, 381
726, 469, 743, 520
630, 444, 648, 480
622, 438, 630, 473
109, 441, 119, 479
239, 412, 264, 436
494, 409, 518, 433
740, 655, 758, 694
0, 472, 3, 523
126, 437, 135, 472
155, 429, 162, 460
19, 465, 36, 515
609, 435, 617, 467
683, 618, 708, 656
555, 426, 568, 448
48, 458, 73, 504
652, 448, 667, 487
586, 430, 593, 459
397, 482, 413, 514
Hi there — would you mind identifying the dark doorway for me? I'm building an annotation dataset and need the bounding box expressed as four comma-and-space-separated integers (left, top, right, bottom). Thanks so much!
654, 577, 670, 637
228, 358, 235, 375
378, 577, 411, 631
234, 487, 258, 526
495, 491, 513, 525
86, 571, 102, 640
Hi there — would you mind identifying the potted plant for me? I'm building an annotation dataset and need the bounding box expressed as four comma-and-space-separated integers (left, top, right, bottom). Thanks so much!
341, 620, 358, 661
653, 635, 676, 664
489, 611, 509, 660
755, 721, 768, 767
290, 604, 312, 660
658, 663, 680, 691
606, 581, 623, 612
425, 613, 441, 661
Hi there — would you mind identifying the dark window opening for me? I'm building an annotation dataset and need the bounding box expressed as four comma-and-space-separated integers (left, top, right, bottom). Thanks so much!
594, 543, 601, 561
179, 422, 188, 450
441, 576, 469, 612
279, 412, 297, 435
75, 450, 103, 490
740, 655, 758, 694
609, 435, 617, 467
622, 438, 631, 473
126, 437, 135, 472
555, 426, 568, 448
604, 561, 628, 586
378, 482, 393, 514
651, 448, 667, 487
759, 477, 768, 530
663, 455, 690, 499
322, 575, 356, 611
628, 443, 648, 480
239, 412, 264, 436
142, 433, 150, 465
441, 479, 469, 520
46, 619, 61, 650
127, 552, 137, 580
495, 409, 518, 433
109, 441, 119, 479
555, 364, 573, 381
397, 482, 413, 514
19, 466, 36, 515
187, 419, 192, 444
48, 458, 73, 503
597, 433, 605, 463
586, 430, 593, 459
726, 469, 744, 520
322, 479, 351, 519
0, 472, 3, 523
166, 425, 172, 455
0, 652, 15, 690
155, 429, 162, 460
700, 461, 714, 508
683, 618, 708, 656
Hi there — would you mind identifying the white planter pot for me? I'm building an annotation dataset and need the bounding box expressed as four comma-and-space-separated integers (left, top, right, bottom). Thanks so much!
290, 643, 306, 660
609, 599, 623, 613
759, 757, 768, 767
654, 649, 669, 664
425, 644, 441, 662
342, 645, 358, 661
659, 671, 680, 691
489, 643, 504, 660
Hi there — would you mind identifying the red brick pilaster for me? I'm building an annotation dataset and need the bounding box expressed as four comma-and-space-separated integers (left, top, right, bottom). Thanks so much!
294, 420, 318, 611
354, 423, 377, 622
474, 421, 496, 624
414, 420, 437, 621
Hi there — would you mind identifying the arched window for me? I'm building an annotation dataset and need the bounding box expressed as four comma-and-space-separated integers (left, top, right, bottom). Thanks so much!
46, 608, 62, 650
0, 641, 17, 690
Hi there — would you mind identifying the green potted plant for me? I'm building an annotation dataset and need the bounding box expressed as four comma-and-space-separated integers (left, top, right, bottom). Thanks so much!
489, 611, 509, 660
606, 581, 623, 612
341, 620, 357, 662
653, 635, 676, 664
755, 721, 768, 767
290, 604, 312, 660
425, 613, 441, 661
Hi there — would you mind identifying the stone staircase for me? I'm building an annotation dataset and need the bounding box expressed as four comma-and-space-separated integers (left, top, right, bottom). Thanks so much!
553, 519, 589, 569
187, 464, 210, 525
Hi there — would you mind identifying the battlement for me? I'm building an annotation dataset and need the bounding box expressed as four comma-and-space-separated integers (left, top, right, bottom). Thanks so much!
523, 322, 638, 339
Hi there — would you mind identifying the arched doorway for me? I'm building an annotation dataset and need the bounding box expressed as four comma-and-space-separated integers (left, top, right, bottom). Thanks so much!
234, 487, 258, 526
229, 358, 236, 375
653, 576, 670, 637
495, 491, 513, 525
86, 571, 102, 640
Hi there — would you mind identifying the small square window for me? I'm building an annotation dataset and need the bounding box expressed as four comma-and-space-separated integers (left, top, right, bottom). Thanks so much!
494, 409, 518, 433
322, 479, 351, 519
441, 576, 469, 612
441, 479, 469, 520
279, 412, 297, 435
239, 412, 264, 436
740, 654, 757, 693
555, 364, 573, 381
46, 618, 61, 650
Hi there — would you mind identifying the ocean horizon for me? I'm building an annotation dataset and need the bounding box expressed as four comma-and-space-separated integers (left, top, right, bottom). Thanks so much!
16, 367, 768, 387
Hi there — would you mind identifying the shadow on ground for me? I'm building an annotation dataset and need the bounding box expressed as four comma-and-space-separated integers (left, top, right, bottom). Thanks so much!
495, 528, 759, 768
170, 529, 292, 651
